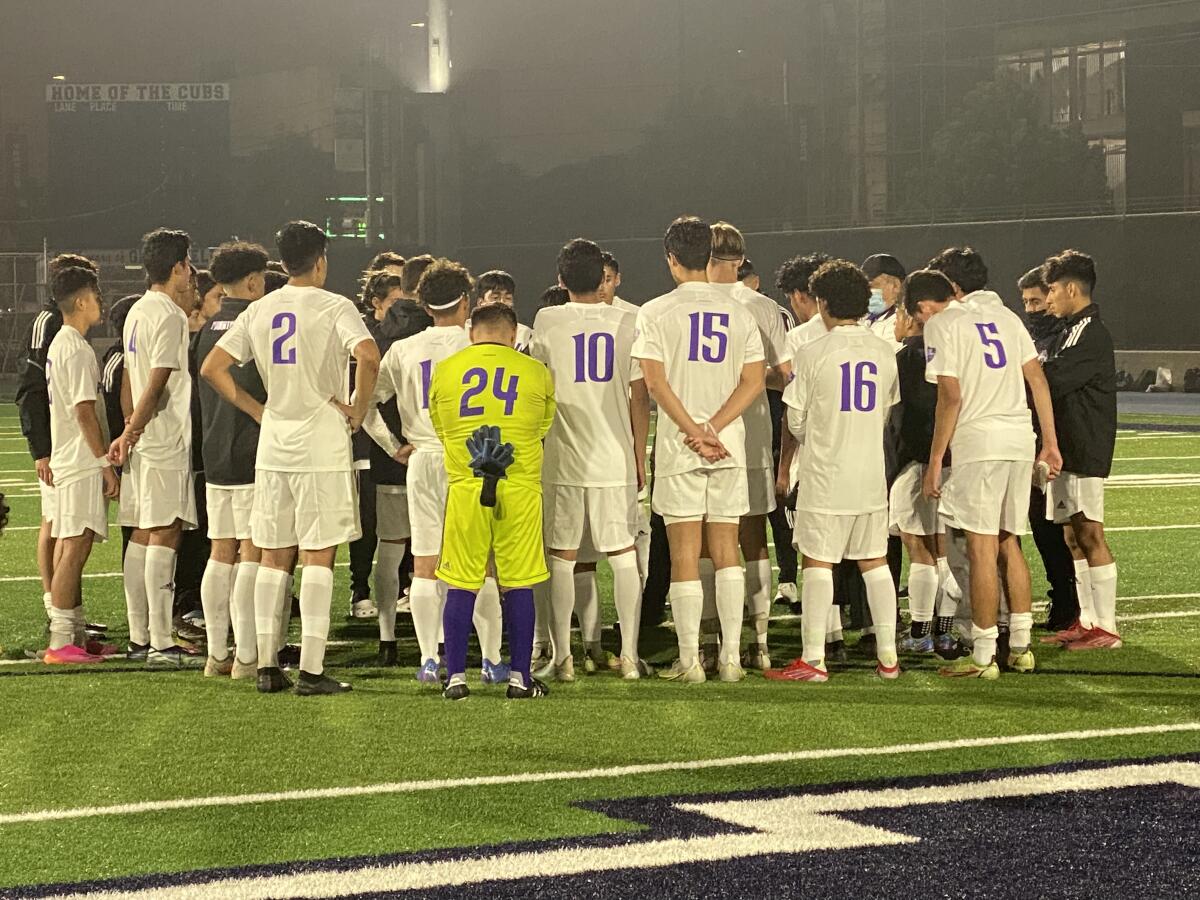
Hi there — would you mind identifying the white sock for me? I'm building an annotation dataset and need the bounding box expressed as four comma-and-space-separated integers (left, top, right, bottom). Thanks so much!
574, 570, 601, 644
610, 551, 641, 663
254, 567, 289, 668
714, 566, 745, 665
1089, 562, 1118, 634
48, 606, 74, 651
1009, 611, 1033, 654
826, 605, 843, 643
473, 577, 503, 662
375, 541, 406, 643
278, 578, 293, 650
410, 577, 444, 662
669, 581, 703, 668
745, 557, 772, 645
298, 565, 334, 676
971, 624, 998, 667
635, 529, 651, 591
1074, 557, 1095, 629
200, 560, 234, 661
863, 566, 898, 668
123, 542, 150, 646
143, 545, 177, 651
42, 591, 53, 616
907, 562, 938, 623
937, 555, 961, 600
532, 578, 551, 650
231, 561, 259, 665
548, 557, 576, 665
801, 567, 834, 667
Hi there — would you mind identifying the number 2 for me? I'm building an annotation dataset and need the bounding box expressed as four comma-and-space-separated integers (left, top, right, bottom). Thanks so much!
839, 361, 877, 412
271, 312, 297, 365
459, 366, 520, 417
976, 322, 1008, 369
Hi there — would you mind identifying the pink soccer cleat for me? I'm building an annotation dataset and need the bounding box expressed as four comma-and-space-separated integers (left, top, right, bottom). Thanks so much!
1040, 620, 1088, 646
764, 658, 830, 683
43, 644, 105, 665
1065, 627, 1123, 651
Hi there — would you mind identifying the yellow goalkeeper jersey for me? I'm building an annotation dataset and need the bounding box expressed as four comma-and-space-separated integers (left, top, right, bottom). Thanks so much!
429, 341, 556, 491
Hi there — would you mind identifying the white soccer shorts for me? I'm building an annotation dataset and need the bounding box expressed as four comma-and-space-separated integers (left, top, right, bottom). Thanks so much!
118, 455, 197, 530
544, 483, 639, 554
406, 450, 448, 557
652, 467, 749, 525
1047, 471, 1105, 525
888, 461, 943, 536
39, 480, 56, 524
746, 467, 777, 517
938, 459, 1032, 536
376, 484, 412, 542
50, 471, 108, 541
251, 469, 359, 551
793, 508, 888, 563
206, 483, 254, 541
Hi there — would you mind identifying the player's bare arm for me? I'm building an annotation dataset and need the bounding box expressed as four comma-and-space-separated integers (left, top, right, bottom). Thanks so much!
706, 359, 767, 436
200, 347, 265, 425
339, 338, 381, 432
629, 378, 650, 490
1021, 358, 1063, 478
777, 427, 797, 499
639, 357, 726, 462
74, 399, 119, 500
108, 366, 171, 466
764, 359, 791, 392
923, 374, 961, 500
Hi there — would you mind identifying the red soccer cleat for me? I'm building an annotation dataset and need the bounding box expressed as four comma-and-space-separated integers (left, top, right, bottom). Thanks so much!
764, 659, 830, 682
85, 639, 117, 658
1065, 627, 1123, 651
43, 644, 105, 665
875, 661, 901, 680
1040, 619, 1088, 645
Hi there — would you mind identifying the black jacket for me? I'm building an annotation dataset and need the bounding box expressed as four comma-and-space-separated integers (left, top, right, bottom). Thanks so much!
14, 305, 62, 460
1026, 311, 1065, 360
1043, 304, 1117, 478
364, 313, 410, 486
892, 335, 942, 470
193, 299, 266, 486
100, 343, 124, 442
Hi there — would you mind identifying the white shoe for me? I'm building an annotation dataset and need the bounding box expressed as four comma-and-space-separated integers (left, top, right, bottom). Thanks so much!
775, 582, 798, 604
657, 658, 706, 683
350, 598, 378, 619
619, 655, 641, 680
553, 656, 576, 683
719, 659, 746, 683
742, 644, 771, 671
396, 590, 411, 614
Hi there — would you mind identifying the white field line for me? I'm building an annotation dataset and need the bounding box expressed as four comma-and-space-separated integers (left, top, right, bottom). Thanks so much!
1114, 455, 1200, 462
1119, 610, 1200, 622
0, 722, 1197, 826
1107, 523, 1200, 532
1116, 434, 1199, 441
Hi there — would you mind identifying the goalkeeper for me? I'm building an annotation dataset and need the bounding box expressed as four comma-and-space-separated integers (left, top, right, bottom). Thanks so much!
429, 303, 557, 700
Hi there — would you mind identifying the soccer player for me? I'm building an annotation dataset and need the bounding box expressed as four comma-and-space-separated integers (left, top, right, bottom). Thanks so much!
43, 266, 120, 664
474, 270, 534, 352
367, 250, 407, 277
364, 259, 474, 679
1040, 249, 1120, 650
706, 222, 789, 669
430, 302, 556, 700
633, 215, 765, 684
922, 247, 1062, 679
202, 220, 379, 696
194, 241, 270, 679
767, 260, 900, 682
532, 238, 650, 681
861, 253, 906, 349
599, 251, 639, 314
109, 229, 201, 668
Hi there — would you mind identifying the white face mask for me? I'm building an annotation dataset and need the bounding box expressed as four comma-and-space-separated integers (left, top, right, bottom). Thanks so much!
868, 288, 886, 316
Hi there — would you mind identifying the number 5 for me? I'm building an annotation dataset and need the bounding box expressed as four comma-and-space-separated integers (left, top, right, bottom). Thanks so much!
975, 322, 1008, 369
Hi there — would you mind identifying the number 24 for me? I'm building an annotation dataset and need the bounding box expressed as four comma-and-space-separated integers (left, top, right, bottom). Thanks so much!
460, 366, 519, 417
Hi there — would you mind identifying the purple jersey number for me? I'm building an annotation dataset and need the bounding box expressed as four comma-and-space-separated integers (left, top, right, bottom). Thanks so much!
975, 322, 1008, 369
126, 321, 138, 353
419, 359, 433, 409
839, 360, 878, 412
45, 359, 52, 406
271, 312, 298, 365
687, 311, 729, 363
459, 365, 520, 417
572, 332, 615, 383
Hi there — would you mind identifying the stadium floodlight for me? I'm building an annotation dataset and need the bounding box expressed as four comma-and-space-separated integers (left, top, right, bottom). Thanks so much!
51, 74, 66, 80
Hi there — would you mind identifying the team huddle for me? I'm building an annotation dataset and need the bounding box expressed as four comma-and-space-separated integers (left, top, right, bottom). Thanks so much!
20, 214, 1119, 698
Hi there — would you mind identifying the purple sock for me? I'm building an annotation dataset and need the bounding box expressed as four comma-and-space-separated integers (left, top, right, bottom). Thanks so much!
503, 587, 535, 684
443, 588, 477, 678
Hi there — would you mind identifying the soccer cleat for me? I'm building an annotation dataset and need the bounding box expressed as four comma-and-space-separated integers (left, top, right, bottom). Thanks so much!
172, 634, 203, 655
899, 633, 934, 654
442, 680, 470, 701
718, 660, 746, 683
230, 657, 258, 680
530, 644, 551, 670
934, 634, 969, 660
825, 640, 848, 663
173, 620, 206, 644
85, 619, 108, 633
1007, 649, 1036, 672
416, 658, 441, 684
938, 656, 1000, 680
657, 658, 706, 683
1040, 619, 1088, 646
618, 655, 642, 680
764, 659, 829, 683
532, 657, 556, 681
377, 641, 398, 667
741, 644, 771, 671
699, 643, 720, 676
553, 656, 576, 683
875, 661, 901, 680
773, 582, 798, 607
84, 639, 118, 658
583, 646, 620, 674
256, 666, 294, 693
396, 590, 411, 614
182, 609, 205, 629
506, 676, 550, 699
43, 644, 105, 665
349, 597, 378, 619
146, 645, 205, 670
277, 644, 301, 668
127, 642, 150, 662
204, 656, 234, 677
480, 659, 511, 684
1066, 627, 1123, 651
295, 672, 352, 696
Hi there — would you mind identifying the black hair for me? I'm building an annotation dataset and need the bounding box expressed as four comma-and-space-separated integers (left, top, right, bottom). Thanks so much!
141, 228, 191, 284
210, 241, 269, 285
926, 247, 988, 294
275, 221, 327, 276
109, 293, 139, 332
51, 266, 99, 313
0, 492, 9, 533
48, 253, 98, 277
471, 302, 518, 332
540, 285, 569, 308
1041, 249, 1096, 295
401, 254, 435, 295
418, 258, 473, 310
266, 260, 287, 274
861, 253, 907, 282
901, 269, 956, 316
557, 239, 604, 295
663, 216, 712, 272
809, 259, 871, 320
364, 271, 404, 307
263, 270, 289, 294
476, 269, 516, 299
195, 269, 216, 303
737, 258, 755, 280
775, 252, 832, 295
601, 251, 620, 274
1018, 267, 1048, 292
368, 251, 406, 271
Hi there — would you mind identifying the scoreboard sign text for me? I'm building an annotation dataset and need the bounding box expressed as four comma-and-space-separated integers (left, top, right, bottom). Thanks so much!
46, 82, 229, 113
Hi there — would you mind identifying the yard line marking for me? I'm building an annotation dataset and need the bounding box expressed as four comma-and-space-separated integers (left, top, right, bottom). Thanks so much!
1115, 434, 1199, 441
1107, 523, 1200, 532
1119, 610, 1200, 622
1114, 455, 1200, 462
1115, 592, 1200, 601
0, 722, 1196, 826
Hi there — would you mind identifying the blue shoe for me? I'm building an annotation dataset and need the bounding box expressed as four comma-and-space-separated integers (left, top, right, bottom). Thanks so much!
416, 658, 440, 684
899, 634, 934, 654
481, 659, 511, 684
935, 633, 969, 660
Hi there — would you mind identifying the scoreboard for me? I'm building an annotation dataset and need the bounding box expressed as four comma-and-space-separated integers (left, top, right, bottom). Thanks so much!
46, 82, 231, 251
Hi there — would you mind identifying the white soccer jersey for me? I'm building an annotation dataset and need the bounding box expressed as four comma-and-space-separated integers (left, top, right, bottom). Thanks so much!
217, 284, 373, 472
611, 295, 638, 314
784, 315, 828, 368
372, 325, 469, 453
868, 308, 902, 350
632, 281, 765, 477
122, 290, 191, 468
785, 324, 899, 514
924, 290, 1037, 465
46, 325, 103, 486
464, 317, 534, 353
531, 302, 641, 487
